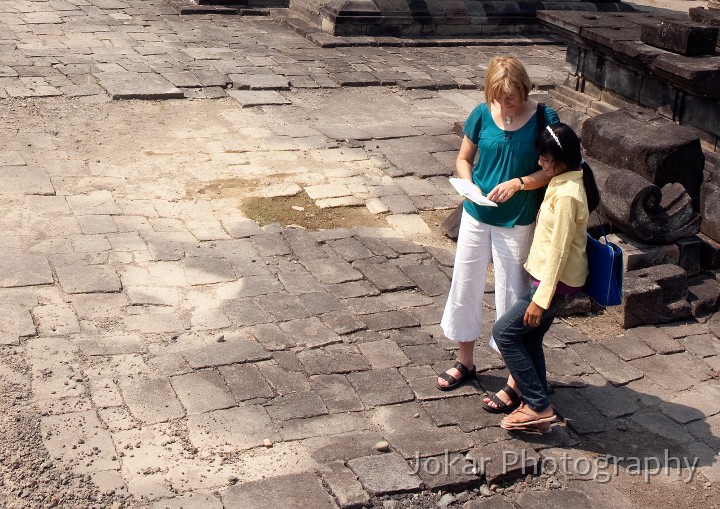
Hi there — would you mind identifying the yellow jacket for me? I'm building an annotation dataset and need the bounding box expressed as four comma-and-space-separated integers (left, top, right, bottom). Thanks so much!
524, 169, 589, 309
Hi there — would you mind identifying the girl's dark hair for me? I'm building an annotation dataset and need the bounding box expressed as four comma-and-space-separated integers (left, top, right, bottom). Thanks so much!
537, 122, 601, 213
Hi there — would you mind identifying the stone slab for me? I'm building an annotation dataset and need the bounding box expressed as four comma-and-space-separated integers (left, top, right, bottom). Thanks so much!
95, 71, 184, 100
570, 342, 644, 386
188, 405, 278, 452
640, 20, 719, 56
223, 472, 338, 509
171, 370, 237, 415
228, 90, 291, 107
182, 341, 271, 369
0, 166, 54, 195
56, 265, 122, 294
347, 452, 422, 497
120, 377, 185, 424
0, 252, 53, 287
347, 368, 414, 407
516, 490, 593, 509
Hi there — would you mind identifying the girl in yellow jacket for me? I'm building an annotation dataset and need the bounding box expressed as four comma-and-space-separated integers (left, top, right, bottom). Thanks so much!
492, 123, 600, 433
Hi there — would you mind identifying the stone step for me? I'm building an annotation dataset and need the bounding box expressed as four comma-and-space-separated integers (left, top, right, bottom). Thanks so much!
163, 0, 271, 15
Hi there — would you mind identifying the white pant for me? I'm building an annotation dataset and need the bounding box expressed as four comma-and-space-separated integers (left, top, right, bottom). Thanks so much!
441, 209, 534, 343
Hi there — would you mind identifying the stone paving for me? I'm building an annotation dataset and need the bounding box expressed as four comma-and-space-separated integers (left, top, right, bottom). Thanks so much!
2, 1, 720, 509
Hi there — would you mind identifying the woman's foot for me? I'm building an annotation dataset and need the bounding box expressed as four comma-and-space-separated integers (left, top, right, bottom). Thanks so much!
500, 402, 557, 430
480, 384, 521, 414
436, 361, 476, 391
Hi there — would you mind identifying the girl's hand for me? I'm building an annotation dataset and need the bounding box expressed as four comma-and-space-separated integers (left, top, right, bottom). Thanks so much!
487, 178, 521, 203
524, 301, 544, 328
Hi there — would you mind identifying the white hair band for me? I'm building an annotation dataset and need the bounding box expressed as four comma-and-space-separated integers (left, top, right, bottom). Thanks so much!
546, 125, 562, 149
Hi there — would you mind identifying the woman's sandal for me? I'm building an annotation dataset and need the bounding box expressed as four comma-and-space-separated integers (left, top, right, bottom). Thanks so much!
480, 384, 521, 414
436, 361, 477, 391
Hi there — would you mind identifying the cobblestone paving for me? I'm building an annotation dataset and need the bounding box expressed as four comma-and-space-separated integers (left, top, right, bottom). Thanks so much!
2, 1, 720, 509
0, 0, 565, 100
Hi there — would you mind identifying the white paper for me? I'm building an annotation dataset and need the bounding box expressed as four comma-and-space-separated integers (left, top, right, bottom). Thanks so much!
449, 177, 498, 207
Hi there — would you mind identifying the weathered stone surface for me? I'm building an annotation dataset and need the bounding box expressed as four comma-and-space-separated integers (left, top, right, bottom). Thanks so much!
182, 341, 271, 369
651, 53, 720, 99
464, 496, 516, 509
96, 71, 183, 99
120, 377, 185, 424
399, 263, 451, 297
78, 335, 145, 356
352, 258, 414, 292
551, 388, 608, 435
347, 368, 414, 407
310, 374, 364, 412
304, 430, 386, 464
220, 364, 274, 401
278, 413, 371, 441
361, 310, 420, 330
151, 493, 223, 509
41, 411, 120, 474
281, 317, 343, 348
700, 182, 720, 246
579, 375, 640, 419
610, 264, 691, 328
298, 344, 370, 375
266, 392, 328, 421
56, 265, 122, 294
0, 166, 54, 195
0, 253, 53, 287
416, 452, 483, 491
357, 339, 411, 369
171, 370, 236, 415
632, 352, 711, 390
590, 157, 699, 244
687, 275, 720, 317
322, 464, 371, 509
183, 256, 236, 285
189, 405, 278, 452
347, 453, 422, 496
516, 490, 593, 509
230, 73, 290, 90
601, 335, 655, 361
387, 426, 475, 459
422, 395, 497, 432
228, 90, 291, 107
625, 325, 684, 354
570, 342, 644, 386
223, 472, 337, 508
582, 108, 704, 205
640, 20, 718, 56
630, 407, 694, 443
468, 439, 540, 485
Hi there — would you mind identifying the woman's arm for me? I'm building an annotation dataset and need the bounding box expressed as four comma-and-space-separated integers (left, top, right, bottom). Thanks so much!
456, 136, 478, 182
487, 168, 552, 203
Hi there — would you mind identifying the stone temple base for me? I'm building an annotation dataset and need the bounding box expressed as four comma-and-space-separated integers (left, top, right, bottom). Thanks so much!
289, 0, 635, 37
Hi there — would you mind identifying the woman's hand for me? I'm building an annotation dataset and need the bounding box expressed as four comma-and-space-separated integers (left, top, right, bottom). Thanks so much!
524, 301, 545, 328
487, 178, 521, 203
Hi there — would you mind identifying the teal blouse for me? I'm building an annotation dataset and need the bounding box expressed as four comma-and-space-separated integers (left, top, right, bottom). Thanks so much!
462, 103, 559, 227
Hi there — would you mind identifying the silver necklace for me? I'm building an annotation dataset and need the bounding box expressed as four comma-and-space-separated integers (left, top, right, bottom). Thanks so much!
504, 115, 513, 126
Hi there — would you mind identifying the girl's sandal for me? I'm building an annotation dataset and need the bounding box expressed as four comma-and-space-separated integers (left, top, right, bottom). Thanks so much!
480, 384, 521, 414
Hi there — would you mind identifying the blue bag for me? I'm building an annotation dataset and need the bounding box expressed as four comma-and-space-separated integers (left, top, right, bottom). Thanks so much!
584, 224, 623, 306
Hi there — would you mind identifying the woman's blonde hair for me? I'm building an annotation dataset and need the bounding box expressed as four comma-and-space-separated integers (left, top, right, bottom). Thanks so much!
484, 56, 532, 104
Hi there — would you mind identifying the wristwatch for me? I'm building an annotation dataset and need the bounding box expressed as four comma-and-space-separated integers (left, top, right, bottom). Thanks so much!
518, 177, 525, 191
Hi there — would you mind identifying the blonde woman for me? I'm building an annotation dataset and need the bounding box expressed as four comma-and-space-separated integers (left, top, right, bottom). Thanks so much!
437, 57, 558, 413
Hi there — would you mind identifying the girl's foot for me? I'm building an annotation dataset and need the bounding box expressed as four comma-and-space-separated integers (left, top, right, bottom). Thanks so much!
480, 384, 521, 414
500, 402, 557, 430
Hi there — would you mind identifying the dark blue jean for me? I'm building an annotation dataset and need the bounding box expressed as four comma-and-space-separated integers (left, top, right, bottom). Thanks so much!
492, 287, 573, 412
